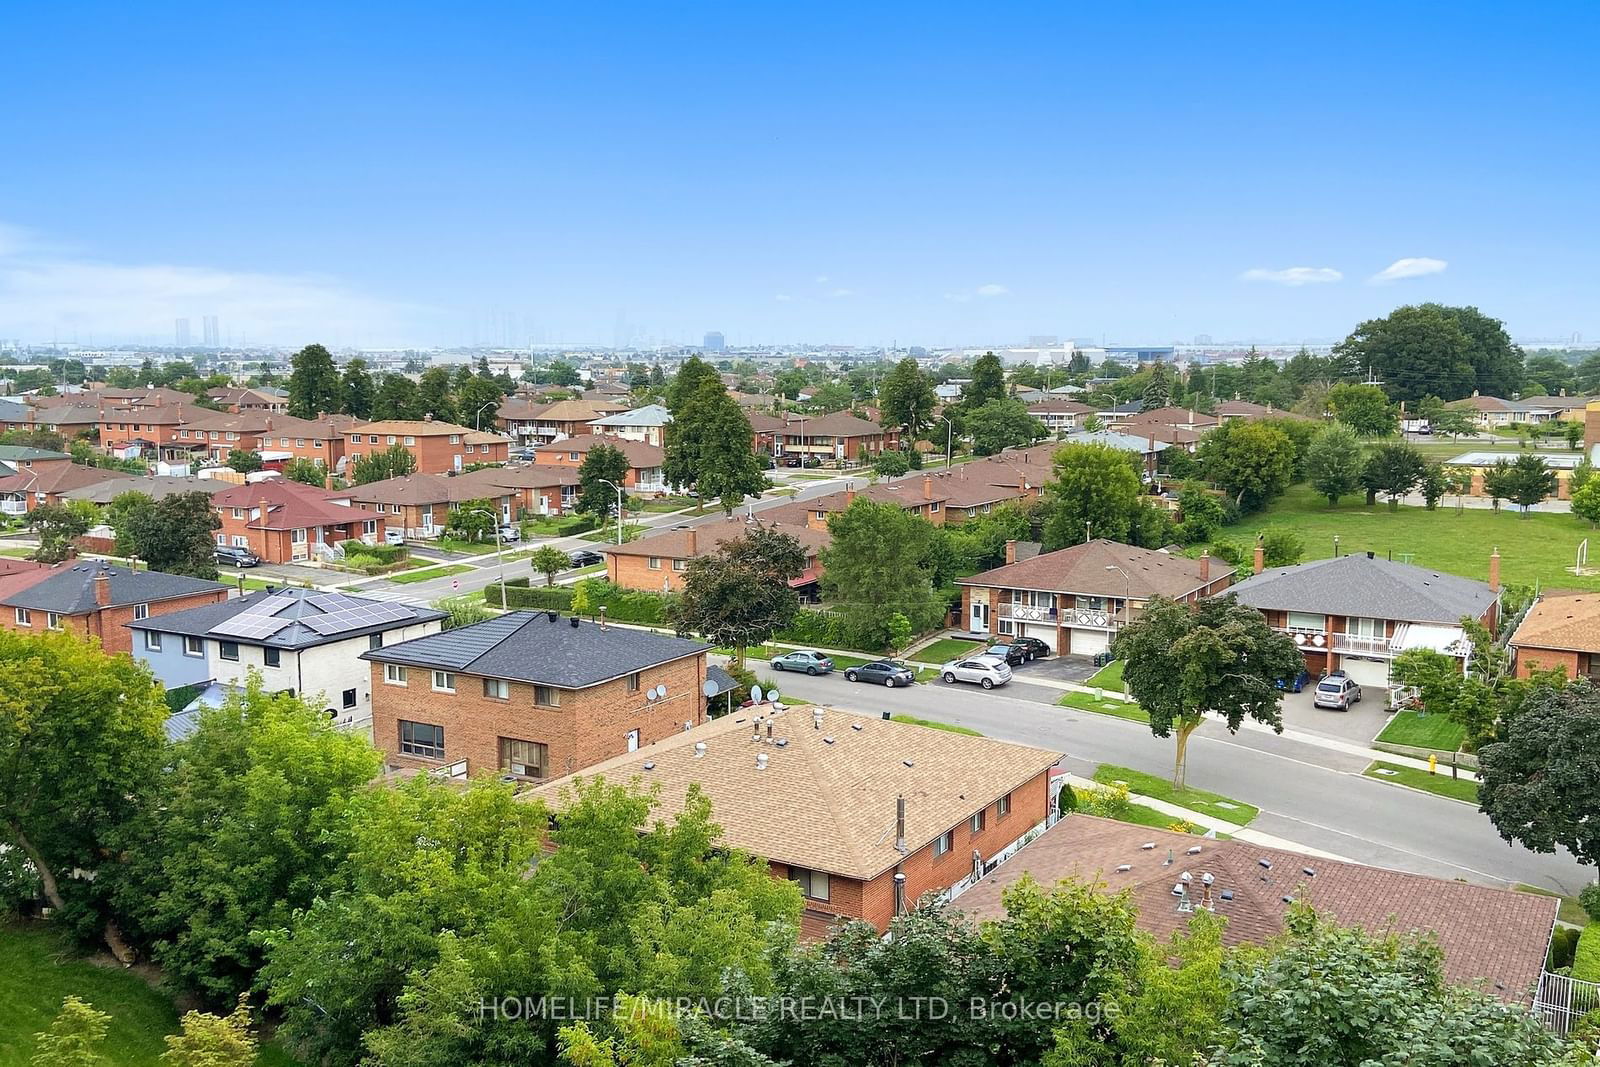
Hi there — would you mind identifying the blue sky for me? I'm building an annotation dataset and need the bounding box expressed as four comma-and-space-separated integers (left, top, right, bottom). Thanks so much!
2, 2, 1596, 348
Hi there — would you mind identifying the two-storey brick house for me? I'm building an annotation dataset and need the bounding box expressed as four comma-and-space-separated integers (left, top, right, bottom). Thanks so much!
346, 419, 511, 474
0, 562, 228, 656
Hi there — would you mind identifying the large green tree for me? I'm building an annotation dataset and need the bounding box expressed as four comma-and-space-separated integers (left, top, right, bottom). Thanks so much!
1042, 442, 1143, 548
415, 367, 458, 424
1478, 682, 1600, 869
669, 525, 806, 668
877, 358, 937, 437
1333, 303, 1524, 404
1113, 595, 1302, 786
820, 498, 947, 649
663, 381, 766, 513
119, 491, 222, 578
962, 352, 1006, 409
119, 681, 380, 1004
443, 498, 498, 542
1304, 423, 1365, 506
340, 357, 375, 419
967, 397, 1047, 456
1360, 441, 1426, 510
286, 343, 342, 419
665, 356, 723, 415
282, 457, 328, 487
27, 502, 89, 563
1326, 383, 1396, 437
576, 443, 630, 520
1196, 420, 1295, 511
0, 629, 168, 961
371, 373, 422, 421
455, 375, 505, 431
1504, 452, 1558, 515
353, 443, 418, 485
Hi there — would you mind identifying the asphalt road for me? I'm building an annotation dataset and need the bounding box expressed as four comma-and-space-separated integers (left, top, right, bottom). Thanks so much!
760, 669, 1592, 896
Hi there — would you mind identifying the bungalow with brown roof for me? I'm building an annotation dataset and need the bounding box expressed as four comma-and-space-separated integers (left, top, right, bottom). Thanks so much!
530, 703, 1063, 937
956, 539, 1231, 657
528, 435, 666, 493
0, 448, 137, 514
1026, 399, 1095, 435
211, 479, 385, 564
1510, 592, 1600, 680
755, 412, 899, 465
954, 814, 1556, 1005
346, 473, 520, 539
498, 398, 628, 447
603, 516, 828, 593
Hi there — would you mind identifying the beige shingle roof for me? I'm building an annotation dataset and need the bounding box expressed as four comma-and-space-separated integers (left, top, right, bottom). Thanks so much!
956, 539, 1214, 598
955, 814, 1556, 1004
1510, 592, 1600, 654
605, 516, 828, 560
527, 705, 1061, 880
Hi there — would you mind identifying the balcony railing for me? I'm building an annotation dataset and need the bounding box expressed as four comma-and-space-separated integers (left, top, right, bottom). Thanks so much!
1330, 632, 1392, 657
0, 499, 27, 516
997, 602, 1054, 622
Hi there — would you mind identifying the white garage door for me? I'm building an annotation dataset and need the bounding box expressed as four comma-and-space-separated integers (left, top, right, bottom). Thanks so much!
1070, 628, 1110, 656
1021, 623, 1058, 653
1340, 657, 1389, 689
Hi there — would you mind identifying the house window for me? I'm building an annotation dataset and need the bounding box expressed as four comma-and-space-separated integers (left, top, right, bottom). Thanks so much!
399, 720, 445, 759
432, 670, 456, 693
929, 501, 941, 512
404, 436, 415, 445
387, 435, 397, 445
144, 630, 162, 651
627, 672, 642, 693
215, 533, 227, 546
788, 867, 831, 902
369, 633, 383, 650
363, 520, 377, 535
1286, 611, 1324, 633
449, 435, 461, 444
671, 559, 687, 571
232, 508, 245, 519
350, 435, 361, 444
648, 557, 661, 569
232, 535, 249, 548
499, 738, 548, 779
966, 507, 977, 517
219, 641, 240, 661
264, 647, 281, 667
384, 663, 408, 685
13, 607, 29, 626
935, 830, 954, 856
183, 636, 204, 656
1348, 617, 1384, 639
342, 688, 357, 709
534, 685, 560, 707
970, 810, 986, 834
369, 434, 380, 444
997, 792, 1012, 817
483, 678, 510, 700
45, 612, 62, 630
291, 528, 307, 544
626, 728, 640, 751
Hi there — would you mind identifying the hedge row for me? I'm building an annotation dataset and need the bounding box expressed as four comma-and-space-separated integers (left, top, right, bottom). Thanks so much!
481, 578, 670, 625
1574, 923, 1600, 983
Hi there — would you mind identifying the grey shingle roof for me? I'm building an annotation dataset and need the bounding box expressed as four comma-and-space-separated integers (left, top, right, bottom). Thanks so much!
127, 587, 445, 649
362, 611, 709, 689
1228, 553, 1497, 625
3, 563, 227, 614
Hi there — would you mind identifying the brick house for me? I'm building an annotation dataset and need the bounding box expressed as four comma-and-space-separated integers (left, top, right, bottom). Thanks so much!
452, 464, 580, 517
498, 398, 628, 447
957, 539, 1233, 657
0, 562, 228, 656
362, 611, 712, 780
1026, 399, 1095, 435
346, 473, 520, 539
346, 419, 511, 475
528, 435, 666, 493
1230, 549, 1501, 689
0, 447, 138, 515
1510, 592, 1600, 680
528, 704, 1062, 936
754, 412, 899, 464
211, 479, 384, 563
604, 517, 828, 593
588, 403, 672, 447
956, 814, 1555, 1005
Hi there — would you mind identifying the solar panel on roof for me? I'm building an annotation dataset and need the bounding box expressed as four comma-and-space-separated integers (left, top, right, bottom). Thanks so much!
301, 601, 414, 635
211, 613, 291, 640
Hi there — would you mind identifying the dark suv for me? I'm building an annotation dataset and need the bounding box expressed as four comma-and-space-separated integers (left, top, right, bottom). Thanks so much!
1009, 636, 1052, 660
215, 545, 261, 568
984, 643, 1030, 667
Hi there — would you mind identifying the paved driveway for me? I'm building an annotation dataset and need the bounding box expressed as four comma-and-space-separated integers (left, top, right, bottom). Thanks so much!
1277, 686, 1391, 744
1010, 653, 1100, 685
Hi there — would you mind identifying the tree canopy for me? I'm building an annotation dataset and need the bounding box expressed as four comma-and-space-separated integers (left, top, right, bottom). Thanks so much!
877, 358, 937, 437
1042, 442, 1143, 548
353, 443, 418, 485
820, 498, 947, 649
1197, 420, 1296, 511
286, 343, 342, 419
576, 444, 630, 520
1333, 303, 1524, 404
669, 525, 806, 667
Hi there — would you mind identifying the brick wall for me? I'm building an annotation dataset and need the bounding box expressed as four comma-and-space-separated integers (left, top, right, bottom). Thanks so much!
371, 650, 708, 778
607, 552, 687, 592
1515, 646, 1579, 680
0, 587, 227, 655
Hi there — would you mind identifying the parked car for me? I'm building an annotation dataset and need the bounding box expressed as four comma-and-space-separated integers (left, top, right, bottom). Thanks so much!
215, 545, 261, 568
1276, 668, 1312, 693
844, 659, 916, 687
771, 650, 833, 675
1009, 636, 1052, 660
513, 448, 537, 461
384, 529, 406, 546
941, 655, 1012, 689
497, 524, 522, 543
1312, 671, 1363, 711
984, 643, 1030, 667
568, 549, 604, 567
783, 455, 803, 468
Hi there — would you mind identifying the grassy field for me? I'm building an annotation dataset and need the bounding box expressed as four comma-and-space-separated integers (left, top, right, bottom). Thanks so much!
1092, 764, 1258, 826
916, 637, 986, 663
1085, 659, 1124, 690
1057, 690, 1149, 723
0, 923, 299, 1067
1375, 711, 1466, 751
637, 496, 698, 513
388, 563, 475, 584
0, 546, 32, 558
890, 714, 983, 736
1226, 484, 1600, 591
1364, 760, 1479, 803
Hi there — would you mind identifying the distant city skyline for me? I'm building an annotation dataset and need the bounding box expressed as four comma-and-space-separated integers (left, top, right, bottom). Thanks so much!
1, 5, 1596, 349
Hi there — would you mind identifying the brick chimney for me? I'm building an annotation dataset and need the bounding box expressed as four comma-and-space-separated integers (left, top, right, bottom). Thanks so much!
1489, 547, 1500, 591
686, 526, 697, 556
922, 475, 932, 500
1199, 550, 1210, 582
93, 567, 112, 607
1252, 536, 1265, 575
844, 482, 856, 505
1005, 539, 1017, 565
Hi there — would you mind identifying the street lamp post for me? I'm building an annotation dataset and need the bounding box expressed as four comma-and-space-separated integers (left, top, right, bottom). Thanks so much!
473, 401, 494, 432
469, 507, 509, 611
599, 478, 625, 545
942, 415, 954, 469
1104, 564, 1132, 627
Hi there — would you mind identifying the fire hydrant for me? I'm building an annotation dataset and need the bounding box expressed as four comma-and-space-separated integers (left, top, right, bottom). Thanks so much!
1428, 753, 1438, 776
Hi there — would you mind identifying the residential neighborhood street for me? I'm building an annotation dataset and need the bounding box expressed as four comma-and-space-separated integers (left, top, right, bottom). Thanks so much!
759, 669, 1593, 897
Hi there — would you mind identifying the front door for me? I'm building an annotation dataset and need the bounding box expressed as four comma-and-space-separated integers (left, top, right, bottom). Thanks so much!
970, 600, 986, 632
625, 729, 640, 752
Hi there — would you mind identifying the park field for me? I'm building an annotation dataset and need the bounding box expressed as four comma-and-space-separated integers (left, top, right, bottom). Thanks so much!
1225, 485, 1600, 591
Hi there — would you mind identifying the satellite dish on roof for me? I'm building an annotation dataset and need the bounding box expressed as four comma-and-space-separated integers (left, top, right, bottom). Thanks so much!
750, 685, 763, 703
646, 686, 659, 701
767, 689, 780, 705
701, 679, 719, 698
658, 683, 668, 698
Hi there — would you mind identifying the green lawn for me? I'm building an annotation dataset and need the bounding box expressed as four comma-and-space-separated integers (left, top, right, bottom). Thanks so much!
1363, 760, 1480, 803
916, 638, 986, 663
890, 714, 983, 736
1057, 690, 1149, 723
521, 514, 597, 537
637, 496, 699, 513
430, 537, 499, 555
387, 563, 476, 584
1091, 764, 1259, 826
1225, 484, 1600, 590
579, 523, 646, 544
0, 923, 299, 1066
1103, 801, 1214, 836
1516, 884, 1592, 928
0, 546, 32, 558
1085, 659, 1124, 690
1375, 711, 1466, 752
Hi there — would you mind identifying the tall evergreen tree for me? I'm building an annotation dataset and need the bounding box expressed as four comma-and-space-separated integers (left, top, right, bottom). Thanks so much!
963, 352, 1006, 408
285, 344, 342, 419
371, 373, 422, 421
416, 368, 458, 424
339, 358, 374, 419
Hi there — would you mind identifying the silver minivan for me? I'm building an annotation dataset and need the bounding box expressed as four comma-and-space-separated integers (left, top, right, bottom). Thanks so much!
1313, 672, 1362, 711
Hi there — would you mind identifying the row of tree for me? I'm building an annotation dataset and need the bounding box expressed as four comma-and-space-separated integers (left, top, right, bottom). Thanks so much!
285, 344, 514, 427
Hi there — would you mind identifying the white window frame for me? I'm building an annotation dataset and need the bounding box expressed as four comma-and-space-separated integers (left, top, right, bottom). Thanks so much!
144, 630, 162, 651
935, 830, 954, 856
997, 791, 1012, 817
384, 663, 408, 685
183, 635, 205, 657
13, 607, 29, 626
432, 670, 456, 693
133, 602, 149, 621
45, 612, 62, 630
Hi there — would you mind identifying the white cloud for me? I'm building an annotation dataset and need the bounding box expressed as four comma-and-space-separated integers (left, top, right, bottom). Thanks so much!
828, 288, 853, 298
1239, 266, 1343, 286
0, 221, 426, 344
775, 293, 792, 302
814, 275, 829, 284
975, 283, 1009, 298
1369, 257, 1448, 283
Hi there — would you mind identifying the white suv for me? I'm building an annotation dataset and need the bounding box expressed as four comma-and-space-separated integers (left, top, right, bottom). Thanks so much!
941, 655, 1013, 690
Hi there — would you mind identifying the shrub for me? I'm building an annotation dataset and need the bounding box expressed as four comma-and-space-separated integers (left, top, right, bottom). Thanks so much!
1057, 783, 1078, 814
1076, 782, 1131, 820
1549, 925, 1580, 971
1582, 883, 1600, 923
1573, 922, 1600, 983
482, 580, 575, 611
775, 609, 850, 648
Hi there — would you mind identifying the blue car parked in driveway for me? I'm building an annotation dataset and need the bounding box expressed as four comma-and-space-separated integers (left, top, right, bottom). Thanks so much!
1276, 668, 1312, 693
